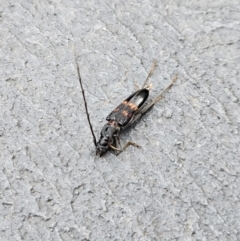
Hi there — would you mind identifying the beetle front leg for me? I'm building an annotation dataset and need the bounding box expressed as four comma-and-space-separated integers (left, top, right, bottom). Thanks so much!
109, 135, 122, 155
110, 135, 141, 155
122, 141, 141, 151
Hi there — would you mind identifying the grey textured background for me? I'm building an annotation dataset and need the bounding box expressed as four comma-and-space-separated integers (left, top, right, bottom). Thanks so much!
1, 0, 240, 240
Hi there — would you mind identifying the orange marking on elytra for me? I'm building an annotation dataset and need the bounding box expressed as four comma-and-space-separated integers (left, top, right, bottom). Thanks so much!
122, 110, 128, 116
127, 102, 138, 110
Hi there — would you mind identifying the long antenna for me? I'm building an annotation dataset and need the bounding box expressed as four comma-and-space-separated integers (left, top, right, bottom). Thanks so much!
73, 50, 97, 146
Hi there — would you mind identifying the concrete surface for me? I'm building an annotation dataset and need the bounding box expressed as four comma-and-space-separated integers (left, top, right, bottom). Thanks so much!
1, 0, 240, 240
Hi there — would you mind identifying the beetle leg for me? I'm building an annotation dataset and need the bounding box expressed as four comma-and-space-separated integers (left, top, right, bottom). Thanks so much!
110, 136, 141, 155
141, 60, 157, 89
109, 144, 121, 151
109, 133, 122, 155
127, 75, 178, 126
122, 141, 141, 151
148, 75, 177, 105
115, 135, 122, 150
110, 135, 122, 155
117, 140, 142, 155
141, 75, 178, 113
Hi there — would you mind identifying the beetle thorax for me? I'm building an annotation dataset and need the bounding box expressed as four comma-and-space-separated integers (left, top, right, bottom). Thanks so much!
96, 123, 118, 156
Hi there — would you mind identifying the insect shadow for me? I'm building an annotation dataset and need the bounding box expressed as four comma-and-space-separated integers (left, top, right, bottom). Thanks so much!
74, 54, 177, 157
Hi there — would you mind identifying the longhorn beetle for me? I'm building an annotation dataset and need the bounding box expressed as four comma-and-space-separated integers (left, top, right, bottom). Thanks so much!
74, 54, 177, 157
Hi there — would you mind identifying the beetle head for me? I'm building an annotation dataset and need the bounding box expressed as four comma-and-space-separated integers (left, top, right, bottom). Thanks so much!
96, 124, 116, 157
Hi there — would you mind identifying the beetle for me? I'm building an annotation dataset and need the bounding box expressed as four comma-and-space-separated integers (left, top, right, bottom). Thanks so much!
74, 55, 177, 156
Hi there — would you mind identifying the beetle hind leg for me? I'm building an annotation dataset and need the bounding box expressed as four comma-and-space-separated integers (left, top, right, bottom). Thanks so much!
141, 60, 157, 89
124, 75, 178, 127
139, 75, 178, 115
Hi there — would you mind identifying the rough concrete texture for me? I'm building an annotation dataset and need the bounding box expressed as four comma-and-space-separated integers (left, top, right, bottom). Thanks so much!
1, 0, 240, 240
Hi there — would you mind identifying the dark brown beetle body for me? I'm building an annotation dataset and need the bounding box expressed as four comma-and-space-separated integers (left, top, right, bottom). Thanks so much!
74, 54, 177, 157
96, 88, 149, 156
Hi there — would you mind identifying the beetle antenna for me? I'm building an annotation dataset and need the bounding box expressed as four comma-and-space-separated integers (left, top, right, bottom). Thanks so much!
73, 50, 97, 146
